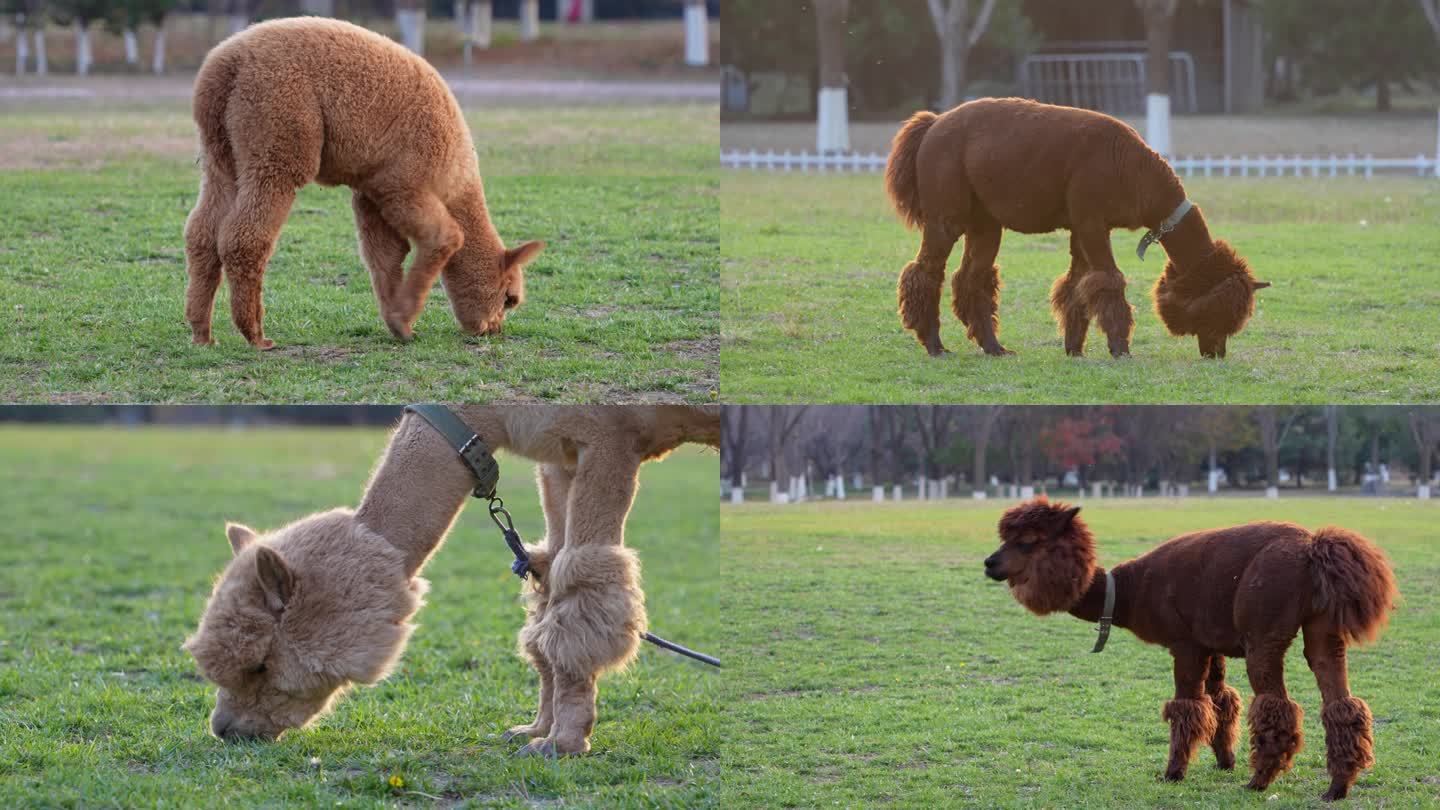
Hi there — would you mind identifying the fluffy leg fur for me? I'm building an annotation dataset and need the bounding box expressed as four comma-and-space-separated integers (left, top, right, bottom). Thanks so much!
1320, 697, 1374, 801
217, 181, 296, 350
1050, 233, 1091, 356
897, 224, 959, 356
1247, 694, 1304, 790
949, 219, 1010, 356
515, 543, 645, 757
1076, 271, 1133, 358
1206, 654, 1241, 770
184, 167, 234, 345
375, 192, 464, 341
1162, 696, 1219, 781
352, 191, 410, 325
507, 464, 570, 744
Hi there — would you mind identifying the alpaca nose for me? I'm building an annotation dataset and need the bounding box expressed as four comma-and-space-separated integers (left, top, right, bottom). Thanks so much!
983, 553, 998, 569
503, 293, 520, 310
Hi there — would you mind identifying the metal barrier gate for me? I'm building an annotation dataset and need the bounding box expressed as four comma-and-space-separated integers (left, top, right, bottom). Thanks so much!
1019, 52, 1198, 114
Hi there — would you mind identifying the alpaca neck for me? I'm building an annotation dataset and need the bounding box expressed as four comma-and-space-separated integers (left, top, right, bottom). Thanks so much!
355, 409, 514, 577
1157, 205, 1215, 274
1066, 564, 1130, 627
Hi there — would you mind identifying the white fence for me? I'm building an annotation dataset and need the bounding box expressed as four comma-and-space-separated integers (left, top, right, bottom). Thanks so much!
721, 149, 1440, 178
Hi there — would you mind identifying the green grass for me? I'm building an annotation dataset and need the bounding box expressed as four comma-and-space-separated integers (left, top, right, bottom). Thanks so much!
0, 102, 718, 403
720, 174, 1440, 403
718, 497, 1440, 808
0, 426, 719, 807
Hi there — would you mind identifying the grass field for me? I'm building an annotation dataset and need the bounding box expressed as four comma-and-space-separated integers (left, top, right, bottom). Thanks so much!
720, 174, 1440, 403
719, 497, 1440, 808
0, 426, 719, 806
0, 98, 718, 403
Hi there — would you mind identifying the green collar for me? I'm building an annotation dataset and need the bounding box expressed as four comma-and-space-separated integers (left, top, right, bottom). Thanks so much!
1091, 570, 1116, 653
1136, 198, 1194, 260
403, 404, 500, 500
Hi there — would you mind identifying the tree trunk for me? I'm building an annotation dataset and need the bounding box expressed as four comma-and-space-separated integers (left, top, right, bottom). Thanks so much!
814, 0, 850, 153
15, 21, 28, 75
123, 28, 139, 65
1137, 0, 1177, 154
1258, 407, 1279, 491
520, 0, 540, 41
1325, 405, 1338, 491
152, 24, 167, 74
684, 0, 709, 66
34, 28, 47, 75
1376, 70, 1391, 112
938, 28, 967, 110
396, 0, 426, 55
972, 406, 1002, 495
300, 0, 335, 15
73, 20, 90, 76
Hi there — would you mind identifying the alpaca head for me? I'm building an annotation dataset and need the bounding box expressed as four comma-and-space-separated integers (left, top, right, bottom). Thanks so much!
1151, 240, 1270, 358
184, 509, 426, 741
984, 498, 1097, 615
442, 237, 545, 336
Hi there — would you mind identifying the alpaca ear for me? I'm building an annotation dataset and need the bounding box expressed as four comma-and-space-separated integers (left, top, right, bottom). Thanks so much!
1253, 281, 1272, 290
1061, 506, 1082, 525
226, 522, 258, 555
504, 240, 545, 272
254, 546, 295, 614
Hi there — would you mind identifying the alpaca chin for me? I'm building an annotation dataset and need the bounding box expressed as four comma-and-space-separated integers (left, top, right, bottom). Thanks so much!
1010, 567, 1092, 616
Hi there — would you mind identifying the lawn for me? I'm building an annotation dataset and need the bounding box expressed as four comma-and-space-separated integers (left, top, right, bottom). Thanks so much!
0, 425, 720, 807
719, 497, 1440, 808
0, 98, 718, 403
720, 173, 1440, 403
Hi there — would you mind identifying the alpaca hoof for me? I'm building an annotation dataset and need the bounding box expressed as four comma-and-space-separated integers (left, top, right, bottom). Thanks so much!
1214, 753, 1236, 771
1245, 776, 1272, 791
252, 338, 276, 351
384, 313, 414, 342
925, 346, 951, 358
501, 725, 540, 742
1162, 765, 1187, 782
192, 335, 216, 346
514, 739, 557, 759
983, 344, 1015, 357
1321, 786, 1348, 801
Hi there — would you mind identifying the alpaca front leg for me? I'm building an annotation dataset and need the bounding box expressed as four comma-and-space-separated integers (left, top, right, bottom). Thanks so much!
504, 646, 555, 742
1051, 233, 1092, 356
376, 192, 464, 341
949, 221, 1011, 356
1072, 227, 1133, 357
1161, 651, 1218, 782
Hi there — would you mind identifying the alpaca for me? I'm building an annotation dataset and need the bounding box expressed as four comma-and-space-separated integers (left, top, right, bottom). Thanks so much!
983, 498, 1397, 800
886, 98, 1269, 359
185, 405, 720, 757
184, 18, 544, 349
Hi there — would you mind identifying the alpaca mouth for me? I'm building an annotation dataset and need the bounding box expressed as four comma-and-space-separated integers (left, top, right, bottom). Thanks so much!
984, 566, 1007, 582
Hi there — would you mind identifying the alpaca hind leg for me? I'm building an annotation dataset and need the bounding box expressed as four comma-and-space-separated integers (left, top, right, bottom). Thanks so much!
1304, 623, 1374, 801
1162, 649, 1218, 781
1050, 232, 1092, 356
1206, 654, 1242, 770
1244, 649, 1304, 791
897, 222, 959, 357
950, 217, 1010, 356
1071, 226, 1134, 357
185, 168, 234, 345
217, 180, 296, 350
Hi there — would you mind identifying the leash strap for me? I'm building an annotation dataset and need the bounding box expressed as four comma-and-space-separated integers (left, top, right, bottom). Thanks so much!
1091, 569, 1116, 653
1136, 198, 1193, 261
401, 404, 721, 669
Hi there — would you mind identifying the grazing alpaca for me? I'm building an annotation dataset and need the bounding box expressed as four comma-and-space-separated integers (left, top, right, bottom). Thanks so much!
983, 498, 1397, 800
185, 405, 719, 757
886, 98, 1269, 359
185, 18, 544, 349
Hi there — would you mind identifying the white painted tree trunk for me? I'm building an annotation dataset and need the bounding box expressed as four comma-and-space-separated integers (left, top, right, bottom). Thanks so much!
1146, 93, 1172, 155
892, 484, 903, 501
396, 9, 426, 55
1020, 485, 1034, 499
152, 26, 167, 74
1208, 468, 1219, 493
816, 87, 850, 153
34, 29, 47, 75
1178, 484, 1189, 497
1265, 486, 1280, 499
471, 1, 492, 48
1419, 484, 1432, 499
1007, 484, 1017, 499
938, 479, 948, 500
730, 487, 743, 504
836, 476, 846, 500
872, 486, 884, 502
768, 481, 780, 503
824, 476, 835, 497
972, 489, 987, 499
852, 472, 863, 489
123, 28, 139, 65
229, 14, 248, 35
1092, 482, 1102, 498
1327, 468, 1338, 492
775, 492, 790, 505
520, 0, 540, 41
684, 0, 708, 66
15, 25, 27, 75
73, 21, 91, 76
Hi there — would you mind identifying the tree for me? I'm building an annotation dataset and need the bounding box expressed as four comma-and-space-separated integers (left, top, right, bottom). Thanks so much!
111, 0, 175, 74
814, 0, 850, 153
970, 405, 1004, 495
52, 0, 106, 75
1039, 411, 1124, 490
1260, 0, 1439, 111
1134, 0, 1177, 153
1407, 408, 1440, 492
907, 406, 957, 490
766, 406, 808, 501
1422, 0, 1440, 45
925, 0, 997, 110
396, 0, 426, 54
721, 406, 750, 489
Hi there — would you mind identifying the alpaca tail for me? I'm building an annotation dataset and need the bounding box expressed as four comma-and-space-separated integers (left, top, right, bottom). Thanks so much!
885, 110, 938, 230
1307, 527, 1398, 645
191, 43, 239, 182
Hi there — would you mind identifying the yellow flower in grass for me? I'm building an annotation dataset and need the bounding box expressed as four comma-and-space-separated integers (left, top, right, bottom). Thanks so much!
388, 774, 405, 789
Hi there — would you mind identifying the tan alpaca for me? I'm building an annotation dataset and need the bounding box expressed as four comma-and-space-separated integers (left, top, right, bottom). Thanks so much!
184, 17, 544, 349
184, 405, 720, 756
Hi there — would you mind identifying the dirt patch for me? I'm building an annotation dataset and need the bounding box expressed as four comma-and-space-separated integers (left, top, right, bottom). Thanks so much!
270, 346, 358, 363
662, 336, 719, 362
0, 130, 195, 170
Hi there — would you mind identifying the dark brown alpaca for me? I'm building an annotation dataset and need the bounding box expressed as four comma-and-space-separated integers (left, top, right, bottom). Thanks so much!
984, 498, 1397, 801
886, 98, 1269, 359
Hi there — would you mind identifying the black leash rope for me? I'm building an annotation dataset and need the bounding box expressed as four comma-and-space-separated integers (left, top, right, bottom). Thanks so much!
401, 405, 721, 669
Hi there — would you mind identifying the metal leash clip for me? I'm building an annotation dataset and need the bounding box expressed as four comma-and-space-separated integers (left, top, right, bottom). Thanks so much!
488, 497, 532, 580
